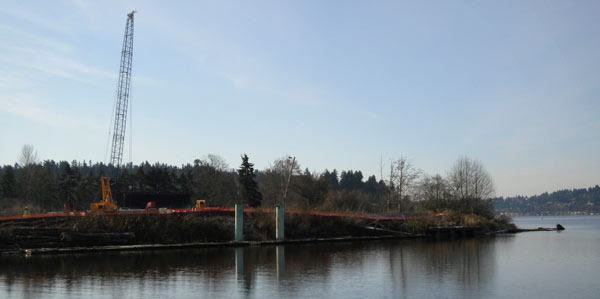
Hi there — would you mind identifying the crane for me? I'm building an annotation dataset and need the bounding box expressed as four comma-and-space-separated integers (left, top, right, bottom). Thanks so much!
91, 11, 136, 214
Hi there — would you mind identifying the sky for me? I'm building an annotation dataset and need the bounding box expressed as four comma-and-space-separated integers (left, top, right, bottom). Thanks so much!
0, 0, 599, 197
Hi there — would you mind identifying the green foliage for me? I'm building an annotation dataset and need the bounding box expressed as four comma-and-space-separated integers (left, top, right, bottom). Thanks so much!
0, 166, 17, 198
321, 169, 339, 190
292, 172, 329, 208
238, 154, 263, 208
0, 157, 239, 211
0, 155, 507, 220
339, 170, 364, 190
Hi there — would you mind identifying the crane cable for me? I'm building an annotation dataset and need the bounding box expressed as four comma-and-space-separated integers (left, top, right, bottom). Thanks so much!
104, 90, 119, 165
129, 87, 133, 167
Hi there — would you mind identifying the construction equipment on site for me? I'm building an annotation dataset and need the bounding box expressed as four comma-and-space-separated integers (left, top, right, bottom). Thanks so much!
22, 206, 31, 218
194, 200, 207, 211
91, 176, 118, 213
145, 201, 158, 213
91, 11, 136, 214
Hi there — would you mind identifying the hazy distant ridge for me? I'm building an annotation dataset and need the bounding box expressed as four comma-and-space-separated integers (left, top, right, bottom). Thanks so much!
494, 185, 600, 215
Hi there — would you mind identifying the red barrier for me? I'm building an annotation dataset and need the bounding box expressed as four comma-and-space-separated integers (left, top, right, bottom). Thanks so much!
0, 207, 407, 223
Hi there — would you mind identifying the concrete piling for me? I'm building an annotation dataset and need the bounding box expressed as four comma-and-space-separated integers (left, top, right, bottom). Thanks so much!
234, 204, 244, 241
276, 245, 285, 280
235, 247, 244, 280
276, 205, 285, 241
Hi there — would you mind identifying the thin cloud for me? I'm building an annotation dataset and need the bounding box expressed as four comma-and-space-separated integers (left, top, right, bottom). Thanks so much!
0, 6, 73, 35
0, 93, 87, 128
145, 9, 380, 119
0, 21, 115, 86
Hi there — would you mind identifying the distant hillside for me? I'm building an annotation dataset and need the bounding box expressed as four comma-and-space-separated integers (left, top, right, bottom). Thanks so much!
494, 185, 600, 215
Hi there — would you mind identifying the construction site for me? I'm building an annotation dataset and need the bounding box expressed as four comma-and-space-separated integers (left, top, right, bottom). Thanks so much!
0, 12, 516, 256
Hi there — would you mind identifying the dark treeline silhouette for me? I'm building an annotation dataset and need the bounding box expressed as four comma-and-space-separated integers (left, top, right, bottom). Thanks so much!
0, 158, 238, 212
0, 148, 497, 218
494, 185, 600, 215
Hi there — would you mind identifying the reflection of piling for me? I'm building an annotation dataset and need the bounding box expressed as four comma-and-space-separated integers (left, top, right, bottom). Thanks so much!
235, 204, 244, 241
235, 247, 244, 280
276, 245, 285, 280
276, 205, 285, 241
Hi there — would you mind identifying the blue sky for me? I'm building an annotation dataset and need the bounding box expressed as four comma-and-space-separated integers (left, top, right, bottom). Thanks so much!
1, 1, 599, 196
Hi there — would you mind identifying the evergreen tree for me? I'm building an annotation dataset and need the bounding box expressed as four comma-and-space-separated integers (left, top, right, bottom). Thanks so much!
237, 154, 262, 207
363, 175, 380, 194
321, 169, 339, 190
340, 170, 364, 190
37, 163, 59, 209
0, 166, 17, 198
58, 162, 77, 208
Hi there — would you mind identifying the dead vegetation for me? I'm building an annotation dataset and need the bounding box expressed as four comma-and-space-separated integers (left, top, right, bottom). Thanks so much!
0, 211, 515, 253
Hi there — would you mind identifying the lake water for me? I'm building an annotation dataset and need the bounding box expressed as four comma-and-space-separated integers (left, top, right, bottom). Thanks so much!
1, 216, 599, 298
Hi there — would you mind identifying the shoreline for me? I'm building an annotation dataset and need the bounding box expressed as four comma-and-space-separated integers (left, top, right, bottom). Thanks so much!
5, 235, 404, 256
0, 211, 554, 257
2, 227, 559, 257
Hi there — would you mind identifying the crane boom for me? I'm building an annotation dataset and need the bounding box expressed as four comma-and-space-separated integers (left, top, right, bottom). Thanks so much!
109, 10, 136, 167
92, 11, 136, 214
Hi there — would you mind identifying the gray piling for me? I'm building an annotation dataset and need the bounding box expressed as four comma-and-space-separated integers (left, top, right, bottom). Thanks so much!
276, 245, 285, 280
276, 205, 285, 241
235, 204, 244, 241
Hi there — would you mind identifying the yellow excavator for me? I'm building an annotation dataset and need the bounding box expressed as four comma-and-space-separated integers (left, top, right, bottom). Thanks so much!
90, 176, 118, 214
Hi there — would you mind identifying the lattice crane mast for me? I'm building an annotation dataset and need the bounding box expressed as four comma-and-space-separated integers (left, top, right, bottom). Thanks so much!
110, 10, 136, 167
92, 11, 136, 213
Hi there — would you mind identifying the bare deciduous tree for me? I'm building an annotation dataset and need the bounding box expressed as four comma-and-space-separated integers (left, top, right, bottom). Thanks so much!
389, 156, 421, 212
269, 156, 301, 177
258, 156, 302, 207
204, 154, 229, 171
19, 144, 38, 166
448, 156, 494, 200
418, 174, 449, 203
17, 144, 40, 202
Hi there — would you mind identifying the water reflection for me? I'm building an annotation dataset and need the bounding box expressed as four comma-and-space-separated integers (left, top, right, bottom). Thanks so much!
0, 238, 505, 298
386, 238, 499, 298
276, 245, 285, 281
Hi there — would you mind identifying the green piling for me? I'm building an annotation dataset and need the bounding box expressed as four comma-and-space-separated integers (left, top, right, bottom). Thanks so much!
276, 205, 285, 241
235, 204, 244, 241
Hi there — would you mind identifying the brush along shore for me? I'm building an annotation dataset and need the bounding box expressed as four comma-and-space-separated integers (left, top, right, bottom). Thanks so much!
0, 212, 516, 255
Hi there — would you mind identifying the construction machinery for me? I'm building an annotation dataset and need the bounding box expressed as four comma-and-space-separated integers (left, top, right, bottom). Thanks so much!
91, 11, 136, 214
91, 176, 118, 213
193, 200, 207, 211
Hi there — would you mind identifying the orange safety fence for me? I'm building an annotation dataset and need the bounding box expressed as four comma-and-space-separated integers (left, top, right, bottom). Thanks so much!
0, 207, 408, 223
171, 207, 407, 222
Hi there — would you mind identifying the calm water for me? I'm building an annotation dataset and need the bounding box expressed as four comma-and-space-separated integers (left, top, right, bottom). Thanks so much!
1, 216, 599, 299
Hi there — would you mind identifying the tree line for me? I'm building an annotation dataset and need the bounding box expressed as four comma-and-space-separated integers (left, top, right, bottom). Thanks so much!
0, 145, 496, 217
494, 185, 600, 215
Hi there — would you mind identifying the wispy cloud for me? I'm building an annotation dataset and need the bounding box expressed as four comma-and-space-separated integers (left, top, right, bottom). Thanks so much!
0, 22, 115, 86
144, 10, 382, 121
0, 6, 73, 35
0, 93, 98, 129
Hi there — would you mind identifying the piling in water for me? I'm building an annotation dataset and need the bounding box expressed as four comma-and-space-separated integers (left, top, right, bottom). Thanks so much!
235, 204, 244, 241
276, 205, 285, 241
